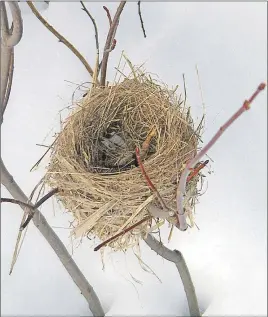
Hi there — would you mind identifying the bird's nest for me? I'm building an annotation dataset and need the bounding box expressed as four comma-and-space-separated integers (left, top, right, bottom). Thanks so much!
44, 69, 203, 251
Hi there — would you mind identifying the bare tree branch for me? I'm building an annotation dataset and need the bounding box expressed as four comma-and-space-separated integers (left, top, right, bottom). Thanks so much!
100, 1, 126, 86
1, 2, 23, 47
137, 1, 146, 38
144, 234, 200, 317
176, 82, 266, 231
3, 49, 14, 111
26, 1, 96, 80
1, 4, 104, 315
1, 159, 105, 316
0, 2, 16, 122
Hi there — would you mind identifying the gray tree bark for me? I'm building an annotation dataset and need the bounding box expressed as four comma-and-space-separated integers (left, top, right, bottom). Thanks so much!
1, 159, 105, 316
144, 234, 201, 317
0, 2, 104, 316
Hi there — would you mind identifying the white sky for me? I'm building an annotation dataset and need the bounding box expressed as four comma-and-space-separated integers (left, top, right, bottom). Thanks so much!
1, 2, 267, 316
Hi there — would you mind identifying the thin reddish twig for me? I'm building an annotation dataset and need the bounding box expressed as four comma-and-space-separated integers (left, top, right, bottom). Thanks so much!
100, 1, 126, 86
187, 160, 209, 182
94, 216, 151, 251
176, 82, 266, 231
136, 147, 168, 210
94, 80, 266, 253
103, 6, 112, 26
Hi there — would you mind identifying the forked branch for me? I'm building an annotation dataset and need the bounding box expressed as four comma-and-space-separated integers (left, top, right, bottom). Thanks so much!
100, 1, 126, 86
144, 234, 200, 317
1, 187, 59, 230
0, 2, 19, 122
1, 2, 23, 47
1, 160, 104, 316
27, 1, 96, 79
176, 82, 266, 231
1, 4, 104, 315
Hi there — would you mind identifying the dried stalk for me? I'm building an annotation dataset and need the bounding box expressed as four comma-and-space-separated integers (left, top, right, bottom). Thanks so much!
27, 1, 96, 79
176, 82, 266, 231
137, 1, 146, 38
100, 1, 126, 86
144, 234, 200, 317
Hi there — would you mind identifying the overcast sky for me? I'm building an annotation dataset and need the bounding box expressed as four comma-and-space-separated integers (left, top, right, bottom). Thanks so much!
1, 2, 267, 316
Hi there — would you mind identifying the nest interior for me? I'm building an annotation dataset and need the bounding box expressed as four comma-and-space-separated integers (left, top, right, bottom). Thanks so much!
45, 72, 201, 251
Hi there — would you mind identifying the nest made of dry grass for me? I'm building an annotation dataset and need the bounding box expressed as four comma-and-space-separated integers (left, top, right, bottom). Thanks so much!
44, 69, 202, 251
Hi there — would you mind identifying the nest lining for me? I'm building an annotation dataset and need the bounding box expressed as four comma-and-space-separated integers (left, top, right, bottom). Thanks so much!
45, 71, 202, 251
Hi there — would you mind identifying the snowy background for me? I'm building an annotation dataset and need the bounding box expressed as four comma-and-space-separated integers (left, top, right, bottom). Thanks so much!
1, 1, 267, 316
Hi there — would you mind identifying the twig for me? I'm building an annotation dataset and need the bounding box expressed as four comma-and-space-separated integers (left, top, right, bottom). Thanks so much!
102, 6, 117, 58
144, 234, 200, 317
20, 188, 59, 230
177, 82, 266, 231
1, 2, 23, 47
94, 216, 151, 251
1, 6, 104, 315
35, 187, 59, 209
30, 137, 57, 172
136, 147, 169, 212
1, 198, 33, 209
100, 1, 126, 86
9, 212, 29, 275
187, 159, 209, 182
103, 6, 112, 26
94, 147, 209, 252
3, 49, 14, 113
80, 1, 99, 84
1, 188, 59, 230
1, 159, 104, 316
80, 1, 99, 54
98, 6, 116, 77
137, 1, 146, 38
0, 2, 18, 123
27, 1, 96, 79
